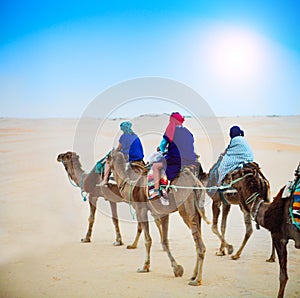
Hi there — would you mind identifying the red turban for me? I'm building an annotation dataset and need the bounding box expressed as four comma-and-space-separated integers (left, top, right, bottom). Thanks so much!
165, 112, 185, 142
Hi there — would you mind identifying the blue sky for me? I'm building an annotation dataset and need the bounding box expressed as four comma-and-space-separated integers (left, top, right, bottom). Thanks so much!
0, 0, 299, 118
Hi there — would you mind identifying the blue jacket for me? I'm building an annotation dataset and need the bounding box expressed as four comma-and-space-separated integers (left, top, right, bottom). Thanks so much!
119, 133, 144, 161
162, 126, 196, 180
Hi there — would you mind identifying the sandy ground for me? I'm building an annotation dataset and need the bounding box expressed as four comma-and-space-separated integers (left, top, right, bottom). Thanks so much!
0, 115, 300, 298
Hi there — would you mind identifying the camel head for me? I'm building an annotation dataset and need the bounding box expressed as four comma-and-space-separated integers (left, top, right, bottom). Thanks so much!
106, 149, 126, 170
57, 151, 82, 169
295, 162, 300, 178
198, 172, 209, 186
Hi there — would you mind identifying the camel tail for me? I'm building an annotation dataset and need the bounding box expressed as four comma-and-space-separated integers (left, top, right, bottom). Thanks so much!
194, 188, 211, 225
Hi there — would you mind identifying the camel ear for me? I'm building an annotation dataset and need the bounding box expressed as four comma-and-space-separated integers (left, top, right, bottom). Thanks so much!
65, 152, 72, 160
71, 152, 79, 160
107, 148, 115, 158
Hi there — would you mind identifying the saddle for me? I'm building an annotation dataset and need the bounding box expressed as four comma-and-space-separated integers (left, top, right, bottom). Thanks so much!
219, 162, 270, 202
129, 160, 148, 175
290, 178, 300, 229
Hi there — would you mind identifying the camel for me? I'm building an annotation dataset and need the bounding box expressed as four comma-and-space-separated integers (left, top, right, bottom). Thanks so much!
57, 151, 162, 248
106, 149, 210, 286
201, 161, 272, 260
250, 165, 300, 298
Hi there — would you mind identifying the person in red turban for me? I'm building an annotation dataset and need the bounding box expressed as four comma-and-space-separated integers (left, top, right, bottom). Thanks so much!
150, 112, 197, 205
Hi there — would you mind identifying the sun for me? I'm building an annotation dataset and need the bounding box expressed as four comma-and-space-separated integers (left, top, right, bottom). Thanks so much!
206, 27, 265, 83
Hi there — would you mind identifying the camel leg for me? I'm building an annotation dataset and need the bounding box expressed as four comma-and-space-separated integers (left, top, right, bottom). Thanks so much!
136, 208, 152, 273
127, 217, 161, 250
154, 218, 164, 249
231, 210, 253, 260
273, 236, 288, 298
266, 237, 276, 263
127, 222, 142, 249
211, 199, 233, 256
109, 201, 124, 246
160, 215, 184, 277
220, 203, 234, 255
189, 215, 206, 286
81, 196, 98, 243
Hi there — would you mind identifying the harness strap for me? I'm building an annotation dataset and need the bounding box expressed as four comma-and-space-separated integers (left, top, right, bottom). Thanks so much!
245, 192, 260, 205
219, 190, 230, 206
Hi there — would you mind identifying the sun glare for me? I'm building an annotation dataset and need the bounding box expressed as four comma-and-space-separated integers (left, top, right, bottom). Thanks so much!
205, 26, 265, 84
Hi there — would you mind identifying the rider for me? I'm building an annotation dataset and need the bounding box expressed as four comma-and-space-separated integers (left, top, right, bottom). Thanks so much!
217, 125, 254, 186
151, 112, 197, 201
102, 121, 144, 185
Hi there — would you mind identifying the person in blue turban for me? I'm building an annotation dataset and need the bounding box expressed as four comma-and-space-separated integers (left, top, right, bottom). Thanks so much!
102, 121, 144, 185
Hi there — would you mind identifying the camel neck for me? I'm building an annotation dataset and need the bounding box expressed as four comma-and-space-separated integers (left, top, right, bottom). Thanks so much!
66, 162, 85, 187
111, 163, 130, 198
254, 202, 270, 228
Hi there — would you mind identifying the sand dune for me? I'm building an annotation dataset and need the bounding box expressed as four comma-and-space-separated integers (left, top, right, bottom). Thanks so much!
0, 115, 299, 297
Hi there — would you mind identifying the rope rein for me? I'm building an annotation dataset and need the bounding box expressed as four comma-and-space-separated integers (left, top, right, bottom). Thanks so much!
64, 160, 88, 201
160, 172, 253, 192
128, 181, 136, 220
64, 151, 112, 202
67, 174, 78, 187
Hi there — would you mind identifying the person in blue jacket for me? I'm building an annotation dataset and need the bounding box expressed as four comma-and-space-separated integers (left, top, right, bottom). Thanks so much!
102, 121, 144, 185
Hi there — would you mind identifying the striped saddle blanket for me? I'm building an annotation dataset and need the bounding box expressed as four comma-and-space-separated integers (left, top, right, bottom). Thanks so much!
291, 180, 300, 228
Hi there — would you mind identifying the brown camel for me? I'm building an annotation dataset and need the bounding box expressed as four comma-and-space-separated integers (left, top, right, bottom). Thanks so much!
106, 150, 210, 286
202, 161, 273, 260
57, 151, 162, 248
250, 165, 300, 298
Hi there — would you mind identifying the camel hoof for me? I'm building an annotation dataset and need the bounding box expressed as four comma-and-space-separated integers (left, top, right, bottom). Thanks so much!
113, 241, 124, 246
231, 254, 240, 260
204, 219, 211, 225
81, 238, 91, 243
216, 250, 225, 256
126, 244, 137, 249
266, 257, 275, 263
188, 280, 202, 286
227, 245, 234, 255
173, 264, 184, 277
137, 268, 150, 273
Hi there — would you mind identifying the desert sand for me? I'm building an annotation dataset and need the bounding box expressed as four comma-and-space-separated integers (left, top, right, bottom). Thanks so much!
0, 115, 299, 298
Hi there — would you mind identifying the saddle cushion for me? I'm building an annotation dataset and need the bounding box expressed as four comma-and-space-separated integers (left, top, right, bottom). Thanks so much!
147, 166, 168, 197
292, 181, 300, 225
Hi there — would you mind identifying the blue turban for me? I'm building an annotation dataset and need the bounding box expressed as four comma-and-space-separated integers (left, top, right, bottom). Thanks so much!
229, 126, 244, 138
120, 121, 133, 134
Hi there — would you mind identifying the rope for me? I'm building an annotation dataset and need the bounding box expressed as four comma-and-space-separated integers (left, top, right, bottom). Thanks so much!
64, 150, 112, 202
66, 170, 87, 202
245, 192, 260, 205
250, 198, 264, 221
128, 181, 136, 220
219, 190, 230, 206
67, 175, 78, 187
160, 172, 253, 192
79, 173, 88, 202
